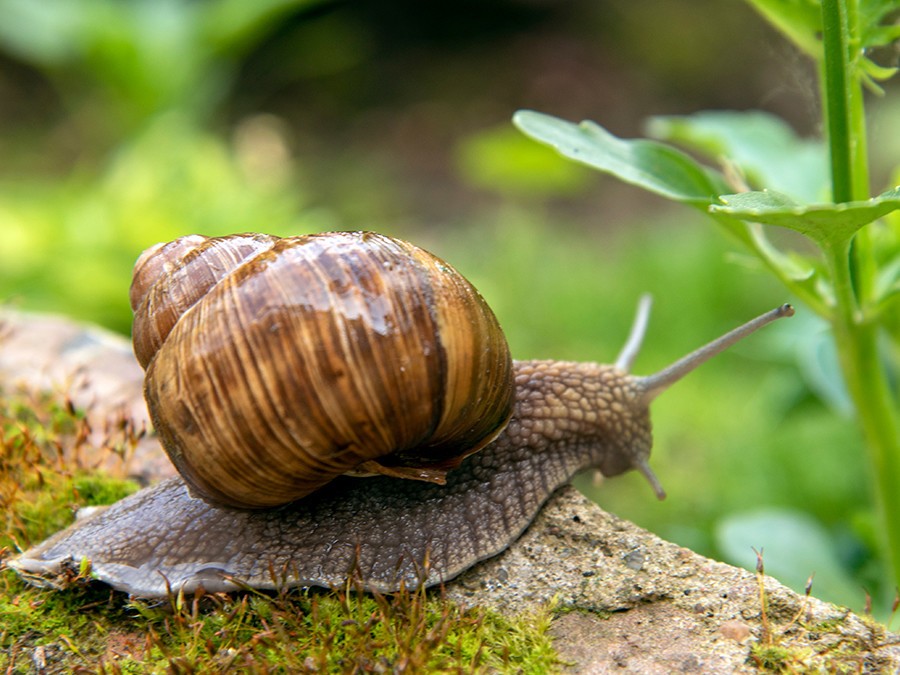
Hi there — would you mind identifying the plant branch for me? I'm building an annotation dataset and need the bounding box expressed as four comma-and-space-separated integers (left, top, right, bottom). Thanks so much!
820, 0, 900, 600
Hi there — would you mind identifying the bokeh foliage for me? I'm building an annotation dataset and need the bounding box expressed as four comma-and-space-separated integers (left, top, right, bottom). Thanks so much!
515, 0, 900, 616
0, 0, 898, 618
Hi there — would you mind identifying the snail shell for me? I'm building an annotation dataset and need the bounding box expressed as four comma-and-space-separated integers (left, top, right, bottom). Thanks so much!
129, 232, 514, 509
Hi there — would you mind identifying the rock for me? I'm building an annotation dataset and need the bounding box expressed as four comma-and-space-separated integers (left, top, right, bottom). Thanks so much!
3, 311, 898, 673
0, 310, 174, 483
448, 486, 900, 672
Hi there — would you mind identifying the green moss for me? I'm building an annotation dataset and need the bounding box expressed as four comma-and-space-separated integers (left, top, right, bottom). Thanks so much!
1, 389, 141, 552
73, 475, 140, 506
812, 614, 851, 634
0, 387, 559, 672
750, 643, 809, 672
0, 572, 558, 673
748, 568, 890, 674
552, 603, 613, 621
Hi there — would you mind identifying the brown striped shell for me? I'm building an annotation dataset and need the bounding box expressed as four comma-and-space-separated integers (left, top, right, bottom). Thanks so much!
130, 231, 514, 509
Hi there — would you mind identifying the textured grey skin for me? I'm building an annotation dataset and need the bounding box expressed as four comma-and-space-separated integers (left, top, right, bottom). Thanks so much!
11, 360, 651, 597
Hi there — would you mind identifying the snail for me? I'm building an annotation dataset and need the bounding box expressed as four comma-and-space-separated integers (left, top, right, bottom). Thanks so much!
10, 231, 794, 597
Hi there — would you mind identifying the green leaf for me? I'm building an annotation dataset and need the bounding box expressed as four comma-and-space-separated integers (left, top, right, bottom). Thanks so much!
455, 125, 591, 197
874, 257, 900, 305
745, 0, 900, 65
648, 110, 828, 202
865, 22, 900, 48
860, 0, 900, 46
861, 56, 898, 82
744, 0, 823, 57
711, 187, 900, 245
792, 316, 854, 414
513, 110, 729, 206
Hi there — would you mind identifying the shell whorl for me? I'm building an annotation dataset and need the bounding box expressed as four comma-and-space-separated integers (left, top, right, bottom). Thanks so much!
130, 233, 279, 369
131, 232, 514, 509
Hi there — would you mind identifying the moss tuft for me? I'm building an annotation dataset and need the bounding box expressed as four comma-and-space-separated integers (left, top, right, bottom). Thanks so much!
749, 555, 894, 673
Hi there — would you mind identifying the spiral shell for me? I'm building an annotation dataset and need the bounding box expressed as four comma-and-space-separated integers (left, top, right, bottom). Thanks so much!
130, 231, 514, 509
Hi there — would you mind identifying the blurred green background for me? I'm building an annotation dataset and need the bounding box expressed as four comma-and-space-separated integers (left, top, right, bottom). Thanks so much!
0, 0, 896, 613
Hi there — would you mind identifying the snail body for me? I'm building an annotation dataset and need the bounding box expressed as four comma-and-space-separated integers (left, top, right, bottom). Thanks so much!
10, 232, 794, 597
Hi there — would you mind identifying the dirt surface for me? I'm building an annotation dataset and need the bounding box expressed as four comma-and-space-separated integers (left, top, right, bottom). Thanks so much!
3, 310, 899, 673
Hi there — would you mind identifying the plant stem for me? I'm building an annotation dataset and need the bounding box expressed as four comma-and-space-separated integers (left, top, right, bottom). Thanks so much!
827, 239, 900, 597
822, 0, 855, 204
821, 0, 900, 599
